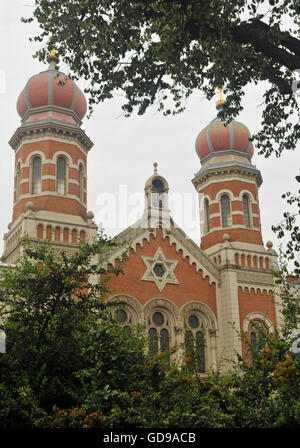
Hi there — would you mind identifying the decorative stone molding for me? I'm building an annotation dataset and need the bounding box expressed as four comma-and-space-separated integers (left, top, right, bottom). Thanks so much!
163, 225, 220, 284
143, 297, 181, 324
242, 312, 274, 333
9, 122, 93, 153
192, 163, 263, 190
107, 294, 143, 326
141, 247, 179, 292
105, 225, 157, 267
180, 301, 218, 331
237, 270, 274, 287
106, 221, 220, 285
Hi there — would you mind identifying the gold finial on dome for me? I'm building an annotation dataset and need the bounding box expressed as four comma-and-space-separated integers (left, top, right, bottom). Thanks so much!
47, 11, 59, 68
216, 85, 225, 110
153, 162, 158, 174
47, 46, 59, 69
49, 48, 56, 58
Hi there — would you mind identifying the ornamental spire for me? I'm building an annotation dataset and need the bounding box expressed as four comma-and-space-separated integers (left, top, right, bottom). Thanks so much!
216, 85, 225, 110
47, 11, 59, 69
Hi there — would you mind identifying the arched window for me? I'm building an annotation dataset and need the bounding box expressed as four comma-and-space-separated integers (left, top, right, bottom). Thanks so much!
114, 308, 132, 334
79, 163, 84, 202
16, 162, 21, 200
57, 156, 67, 194
249, 320, 266, 352
242, 194, 251, 227
32, 156, 41, 194
71, 229, 78, 243
148, 310, 170, 362
204, 198, 210, 232
149, 327, 158, 356
250, 329, 257, 346
220, 194, 231, 227
185, 314, 206, 373
37, 224, 43, 239
152, 179, 164, 208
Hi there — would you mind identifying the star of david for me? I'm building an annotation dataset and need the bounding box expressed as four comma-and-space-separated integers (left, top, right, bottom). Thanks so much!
141, 247, 179, 292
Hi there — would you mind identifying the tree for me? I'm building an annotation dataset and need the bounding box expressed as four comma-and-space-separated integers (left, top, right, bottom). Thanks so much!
0, 238, 300, 428
272, 189, 300, 276
0, 233, 123, 425
23, 0, 300, 157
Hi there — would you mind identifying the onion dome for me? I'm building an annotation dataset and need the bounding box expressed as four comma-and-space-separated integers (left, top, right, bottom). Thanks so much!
195, 118, 254, 162
195, 87, 254, 163
16, 51, 87, 126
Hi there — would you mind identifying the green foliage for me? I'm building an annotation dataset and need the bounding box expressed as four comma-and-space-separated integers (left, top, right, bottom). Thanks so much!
0, 233, 124, 423
0, 236, 300, 428
22, 0, 300, 157
272, 189, 300, 276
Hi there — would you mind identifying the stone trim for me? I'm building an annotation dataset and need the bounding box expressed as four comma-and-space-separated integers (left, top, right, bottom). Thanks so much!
180, 301, 218, 332
237, 270, 274, 288
9, 122, 93, 153
143, 297, 181, 327
107, 294, 143, 326
242, 312, 274, 333
208, 197, 258, 205
203, 224, 261, 232
163, 225, 220, 284
13, 191, 86, 205
14, 136, 89, 156
141, 247, 179, 292
18, 158, 85, 171
106, 221, 220, 285
192, 165, 262, 190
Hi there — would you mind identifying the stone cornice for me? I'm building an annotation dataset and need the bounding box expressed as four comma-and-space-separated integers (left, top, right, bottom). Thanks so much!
192, 163, 263, 189
9, 121, 93, 153
236, 268, 274, 288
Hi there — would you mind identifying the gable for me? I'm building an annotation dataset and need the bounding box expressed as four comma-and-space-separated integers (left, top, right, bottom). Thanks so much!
105, 223, 219, 312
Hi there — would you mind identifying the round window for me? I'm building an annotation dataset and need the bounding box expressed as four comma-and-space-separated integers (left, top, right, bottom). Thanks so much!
188, 314, 200, 329
153, 263, 165, 277
152, 311, 164, 326
114, 309, 127, 324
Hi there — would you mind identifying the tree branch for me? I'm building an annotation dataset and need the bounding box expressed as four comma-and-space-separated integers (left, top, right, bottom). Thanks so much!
261, 67, 292, 94
231, 20, 300, 71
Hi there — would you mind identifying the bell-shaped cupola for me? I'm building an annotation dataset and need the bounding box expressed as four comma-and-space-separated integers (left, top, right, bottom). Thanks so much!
143, 163, 171, 228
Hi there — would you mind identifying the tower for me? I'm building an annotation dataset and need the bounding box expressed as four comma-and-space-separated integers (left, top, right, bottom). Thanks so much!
142, 162, 171, 229
192, 91, 279, 361
1, 52, 97, 264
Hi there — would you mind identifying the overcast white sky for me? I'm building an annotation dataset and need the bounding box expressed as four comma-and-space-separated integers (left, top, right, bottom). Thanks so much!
0, 2, 299, 258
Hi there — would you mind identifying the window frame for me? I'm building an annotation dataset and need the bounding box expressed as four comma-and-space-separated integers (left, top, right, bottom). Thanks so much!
151, 178, 165, 209
204, 198, 210, 233
220, 194, 231, 227
31, 155, 42, 194
78, 162, 84, 202
184, 313, 206, 374
148, 309, 171, 358
56, 155, 67, 195
242, 193, 251, 227
15, 162, 21, 201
